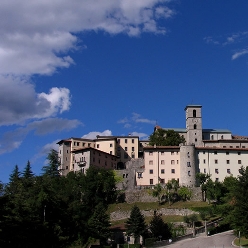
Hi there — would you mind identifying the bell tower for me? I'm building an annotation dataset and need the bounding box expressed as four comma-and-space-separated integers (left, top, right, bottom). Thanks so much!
185, 105, 203, 147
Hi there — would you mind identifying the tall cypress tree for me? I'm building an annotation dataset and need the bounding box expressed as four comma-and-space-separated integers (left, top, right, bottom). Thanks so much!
125, 205, 146, 243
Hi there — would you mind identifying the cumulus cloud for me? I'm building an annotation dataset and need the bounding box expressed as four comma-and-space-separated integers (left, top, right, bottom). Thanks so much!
82, 130, 113, 139
0, 118, 82, 154
0, 0, 175, 76
232, 49, 248, 60
0, 76, 71, 126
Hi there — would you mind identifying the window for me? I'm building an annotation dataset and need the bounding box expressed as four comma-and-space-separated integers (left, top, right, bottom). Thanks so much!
117, 139, 120, 143
110, 143, 113, 147
132, 147, 134, 151
150, 179, 153, 185
238, 152, 241, 155
149, 169, 153, 174
160, 179, 165, 184
149, 152, 153, 155
171, 160, 175, 165
67, 150, 68, 153
171, 169, 175, 173
125, 139, 127, 143
236, 146, 239, 148
97, 144, 99, 148
226, 160, 230, 164
149, 160, 153, 165
230, 146, 233, 148
223, 146, 226, 148
227, 169, 231, 174
226, 152, 229, 155
88, 143, 91, 147
214, 151, 217, 155
215, 178, 219, 182
193, 109, 196, 117
161, 151, 164, 155
203, 159, 206, 164
132, 139, 134, 143
137, 172, 143, 178
203, 151, 205, 154
131, 154, 135, 158
187, 162, 191, 167
161, 160, 165, 165
188, 171, 191, 176
66, 166, 68, 169
211, 135, 214, 140
125, 147, 128, 151
204, 168, 206, 173
177, 160, 179, 164
215, 159, 218, 164
161, 169, 165, 174
194, 124, 197, 129
221, 135, 223, 139
110, 151, 112, 155
215, 169, 219, 174
238, 160, 242, 164
171, 151, 174, 155
82, 142, 85, 147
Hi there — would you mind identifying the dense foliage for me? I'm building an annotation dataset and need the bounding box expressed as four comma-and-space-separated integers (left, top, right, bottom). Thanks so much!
149, 129, 185, 146
0, 150, 117, 248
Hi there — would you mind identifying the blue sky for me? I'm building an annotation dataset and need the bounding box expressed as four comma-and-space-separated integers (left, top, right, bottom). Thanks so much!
1, 0, 248, 183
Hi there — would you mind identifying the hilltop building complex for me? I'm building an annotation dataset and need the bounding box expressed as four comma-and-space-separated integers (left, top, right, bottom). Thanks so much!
58, 105, 248, 187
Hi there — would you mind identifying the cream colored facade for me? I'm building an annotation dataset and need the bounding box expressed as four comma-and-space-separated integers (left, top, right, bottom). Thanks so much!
57, 135, 140, 175
139, 105, 248, 187
73, 148, 117, 173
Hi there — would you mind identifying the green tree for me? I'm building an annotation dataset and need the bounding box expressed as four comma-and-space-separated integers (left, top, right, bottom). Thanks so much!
22, 160, 34, 179
88, 203, 110, 244
125, 205, 146, 243
229, 166, 248, 238
151, 184, 164, 204
196, 172, 210, 201
178, 186, 192, 201
149, 211, 171, 240
42, 149, 60, 177
149, 129, 185, 146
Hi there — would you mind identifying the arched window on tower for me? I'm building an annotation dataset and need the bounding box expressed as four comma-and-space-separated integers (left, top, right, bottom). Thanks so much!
194, 124, 197, 129
193, 109, 196, 117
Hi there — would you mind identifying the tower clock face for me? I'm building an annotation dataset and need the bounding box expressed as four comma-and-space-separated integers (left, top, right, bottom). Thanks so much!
192, 118, 198, 123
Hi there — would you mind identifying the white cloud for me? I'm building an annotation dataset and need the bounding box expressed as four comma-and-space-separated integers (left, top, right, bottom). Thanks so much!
0, 75, 72, 126
232, 49, 248, 60
131, 132, 148, 139
132, 112, 156, 125
0, 0, 175, 76
82, 130, 112, 139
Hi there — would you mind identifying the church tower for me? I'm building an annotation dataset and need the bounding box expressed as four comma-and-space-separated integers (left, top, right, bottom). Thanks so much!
185, 105, 203, 147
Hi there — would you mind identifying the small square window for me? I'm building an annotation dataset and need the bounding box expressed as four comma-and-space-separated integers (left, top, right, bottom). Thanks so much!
149, 169, 153, 174
227, 169, 231, 174
171, 152, 174, 155
226, 152, 229, 155
171, 160, 175, 165
215, 159, 218, 164
238, 160, 242, 164
187, 162, 191, 167
236, 146, 239, 148
161, 151, 164, 155
171, 169, 175, 174
215, 178, 219, 182
137, 172, 143, 178
161, 160, 165, 165
160, 179, 165, 184
230, 146, 233, 148
188, 171, 191, 176
226, 160, 230, 164
215, 169, 219, 174
161, 169, 165, 174
149, 160, 153, 165
150, 179, 153, 185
